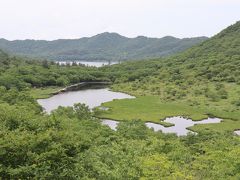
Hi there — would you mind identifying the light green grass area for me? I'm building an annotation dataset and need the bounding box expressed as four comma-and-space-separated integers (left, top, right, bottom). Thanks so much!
98, 96, 208, 122
189, 119, 240, 133
29, 84, 240, 133
98, 96, 240, 132
29, 87, 62, 99
111, 82, 240, 114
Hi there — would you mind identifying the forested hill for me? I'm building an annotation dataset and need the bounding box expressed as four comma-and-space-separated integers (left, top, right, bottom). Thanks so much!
178, 21, 240, 59
0, 33, 207, 61
106, 21, 240, 83
102, 21, 240, 134
163, 21, 240, 83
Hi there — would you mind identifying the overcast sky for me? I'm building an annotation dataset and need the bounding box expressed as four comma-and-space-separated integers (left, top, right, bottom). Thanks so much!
0, 0, 239, 40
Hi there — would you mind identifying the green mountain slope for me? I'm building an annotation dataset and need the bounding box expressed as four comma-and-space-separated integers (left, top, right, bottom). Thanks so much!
180, 21, 240, 59
99, 21, 240, 132
0, 33, 207, 61
107, 21, 240, 83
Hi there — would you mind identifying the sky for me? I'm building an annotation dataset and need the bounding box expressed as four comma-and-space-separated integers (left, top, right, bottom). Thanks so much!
0, 0, 239, 40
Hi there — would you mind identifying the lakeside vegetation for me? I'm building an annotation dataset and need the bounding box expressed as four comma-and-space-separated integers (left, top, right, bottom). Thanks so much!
1, 87, 240, 179
97, 96, 209, 122
0, 21, 240, 178
97, 21, 240, 133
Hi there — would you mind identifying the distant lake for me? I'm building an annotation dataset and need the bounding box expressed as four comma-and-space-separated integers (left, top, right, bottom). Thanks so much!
56, 61, 119, 67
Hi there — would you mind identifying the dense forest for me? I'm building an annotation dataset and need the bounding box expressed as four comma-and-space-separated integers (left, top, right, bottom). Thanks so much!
0, 21, 240, 179
0, 33, 207, 61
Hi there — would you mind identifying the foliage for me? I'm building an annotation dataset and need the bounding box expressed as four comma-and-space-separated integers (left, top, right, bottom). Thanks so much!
0, 21, 240, 179
0, 53, 109, 90
99, 21, 240, 132
0, 33, 207, 61
0, 92, 239, 179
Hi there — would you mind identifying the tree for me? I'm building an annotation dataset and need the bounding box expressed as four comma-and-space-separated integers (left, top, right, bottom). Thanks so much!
73, 103, 92, 120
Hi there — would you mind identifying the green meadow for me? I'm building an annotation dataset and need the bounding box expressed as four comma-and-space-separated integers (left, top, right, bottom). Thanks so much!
97, 95, 240, 133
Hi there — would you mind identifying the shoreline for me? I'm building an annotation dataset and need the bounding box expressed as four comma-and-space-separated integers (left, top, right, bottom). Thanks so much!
96, 115, 223, 128
52, 81, 112, 95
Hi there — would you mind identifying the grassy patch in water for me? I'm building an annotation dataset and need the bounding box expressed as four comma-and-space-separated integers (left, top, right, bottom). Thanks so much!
98, 96, 208, 123
98, 96, 240, 132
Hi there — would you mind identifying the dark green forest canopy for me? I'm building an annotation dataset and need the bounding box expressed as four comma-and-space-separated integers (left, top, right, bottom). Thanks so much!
0, 33, 207, 61
0, 21, 240, 179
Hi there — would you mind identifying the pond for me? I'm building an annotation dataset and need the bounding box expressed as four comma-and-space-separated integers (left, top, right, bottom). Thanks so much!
101, 117, 221, 136
37, 87, 222, 136
56, 61, 118, 67
102, 119, 119, 131
145, 117, 221, 136
37, 88, 135, 113
234, 130, 240, 135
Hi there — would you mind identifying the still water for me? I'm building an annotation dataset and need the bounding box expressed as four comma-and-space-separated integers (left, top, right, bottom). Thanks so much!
37, 88, 135, 113
38, 88, 222, 136
101, 117, 221, 136
57, 61, 118, 67
145, 117, 221, 136
234, 130, 240, 135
